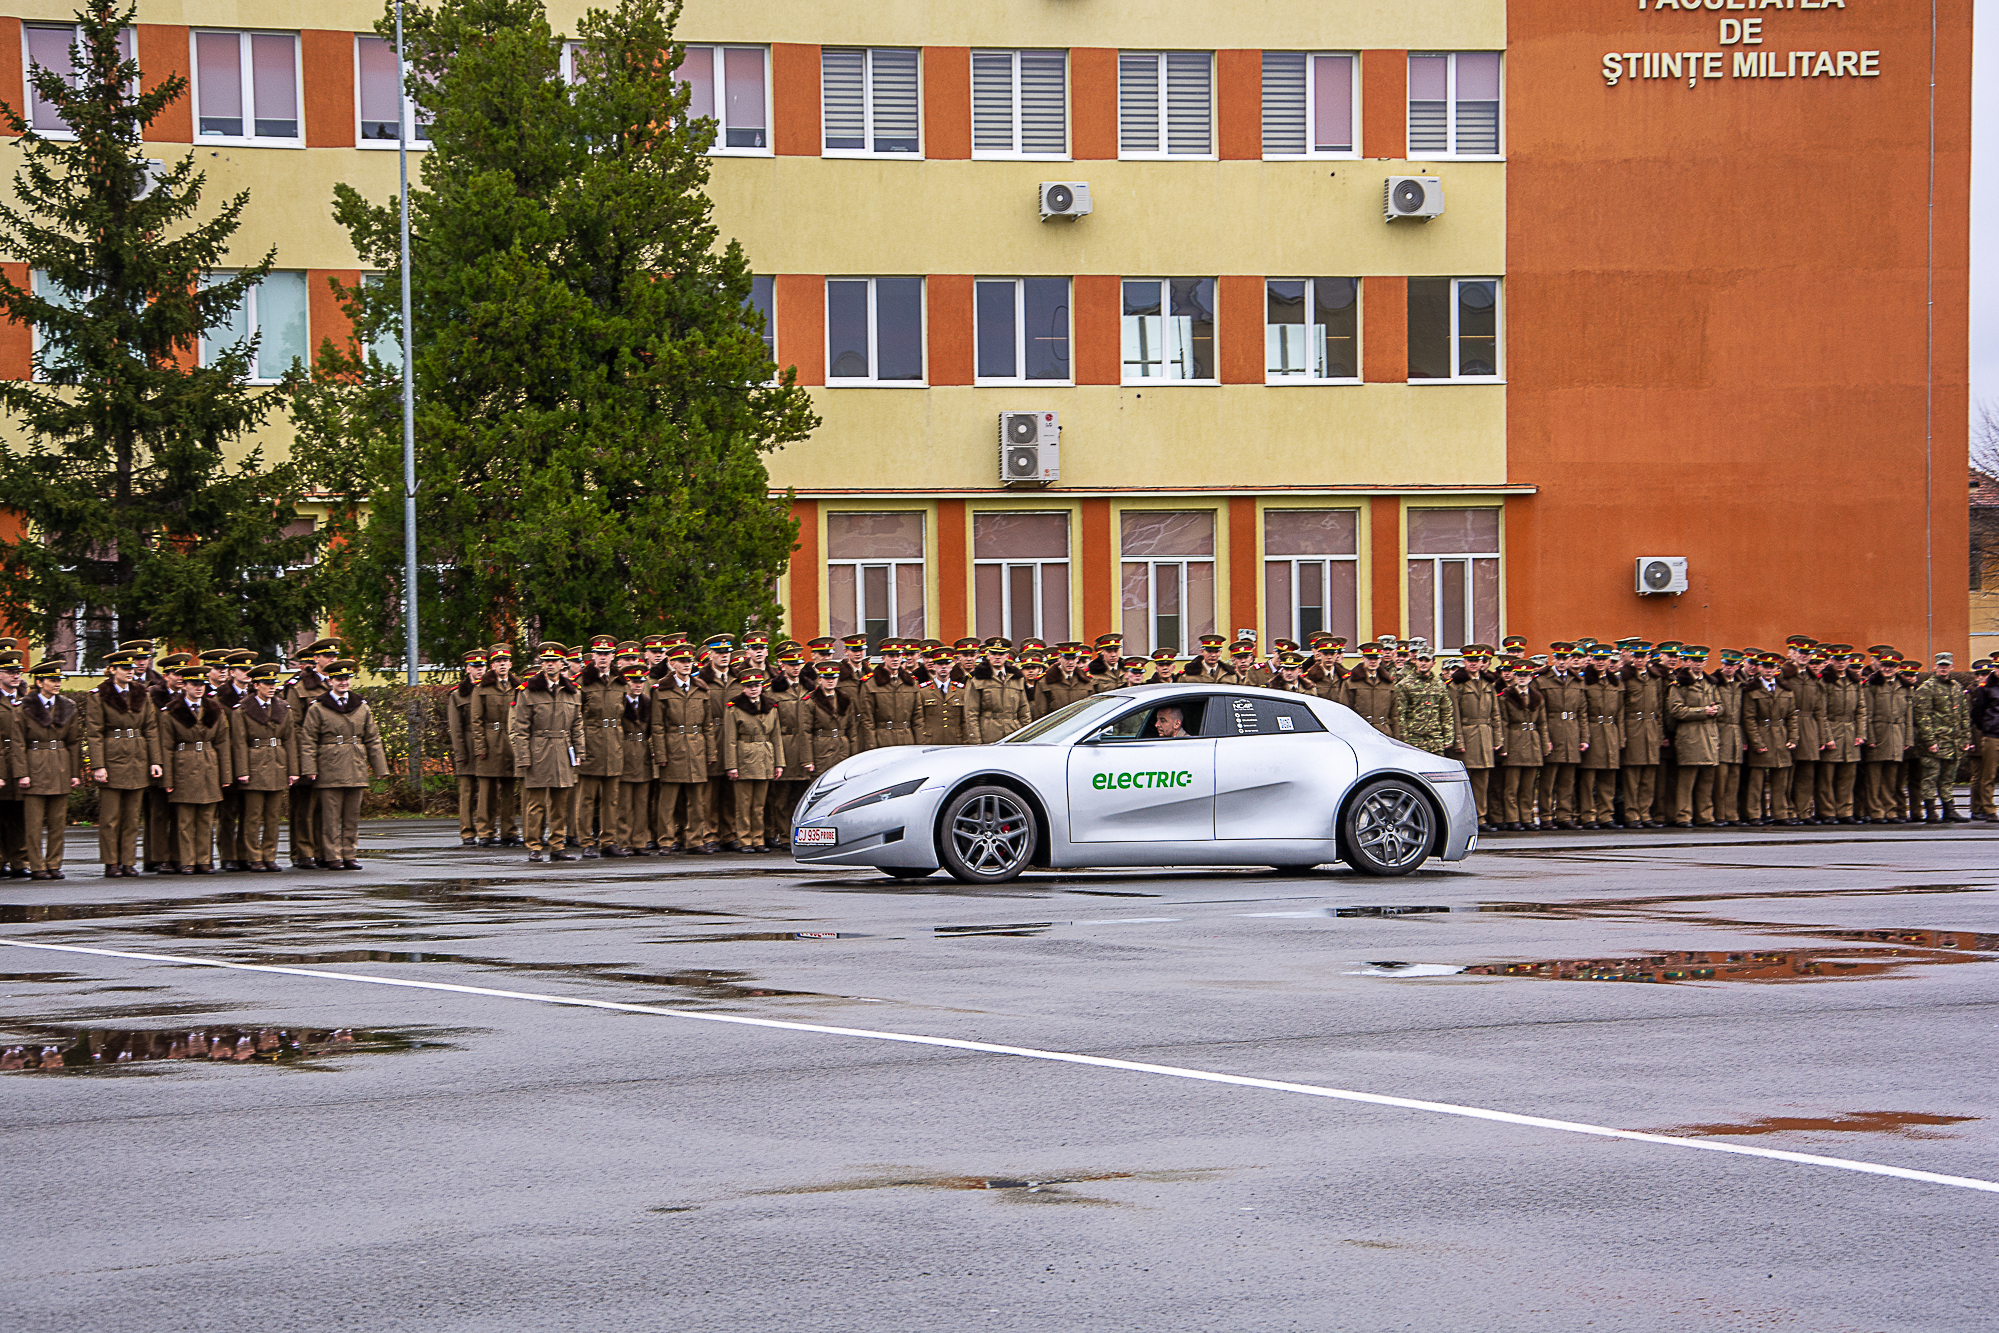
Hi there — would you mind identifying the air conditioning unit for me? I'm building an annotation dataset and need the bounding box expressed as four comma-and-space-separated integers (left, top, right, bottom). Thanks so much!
1384, 175, 1444, 222
999, 411, 1060, 485
1635, 556, 1689, 595
132, 158, 167, 199
1039, 181, 1092, 222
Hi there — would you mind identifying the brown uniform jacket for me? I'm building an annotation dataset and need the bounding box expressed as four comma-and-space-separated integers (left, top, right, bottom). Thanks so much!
82, 680, 159, 788
468, 674, 519, 777
160, 695, 230, 803
1579, 669, 1625, 770
300, 692, 391, 788
1040, 667, 1096, 713
1666, 672, 1722, 766
1819, 672, 1871, 763
1447, 672, 1500, 768
1497, 686, 1548, 767
858, 667, 923, 750
1710, 674, 1746, 763
912, 679, 957, 746
720, 694, 785, 779
574, 665, 626, 778
963, 665, 1031, 744
1344, 671, 1397, 736
1535, 670, 1588, 765
446, 680, 478, 776
1864, 676, 1913, 755
650, 675, 714, 782
231, 695, 299, 790
616, 685, 653, 782
766, 678, 810, 772
17, 691, 83, 794
508, 676, 584, 788
0, 693, 19, 793
1619, 665, 1668, 765
1781, 668, 1829, 758
1741, 678, 1799, 768
803, 690, 857, 770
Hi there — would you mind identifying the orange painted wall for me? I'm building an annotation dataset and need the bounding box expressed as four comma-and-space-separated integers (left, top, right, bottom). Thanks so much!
1507, 0, 1972, 659
787, 499, 819, 640
774, 274, 823, 385
1071, 48, 1118, 161
1079, 497, 1113, 639
1217, 275, 1262, 385
137, 25, 190, 142
1360, 50, 1405, 160
1216, 50, 1261, 161
301, 30, 354, 148
1369, 496, 1401, 639
923, 47, 970, 160
935, 498, 967, 641
927, 274, 973, 386
308, 269, 359, 368
1363, 276, 1406, 383
0, 263, 30, 379
1073, 275, 1120, 385
771, 43, 819, 156
1226, 497, 1257, 639
0, 19, 19, 137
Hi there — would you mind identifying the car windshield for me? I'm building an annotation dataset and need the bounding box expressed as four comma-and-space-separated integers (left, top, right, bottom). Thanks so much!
997, 695, 1124, 744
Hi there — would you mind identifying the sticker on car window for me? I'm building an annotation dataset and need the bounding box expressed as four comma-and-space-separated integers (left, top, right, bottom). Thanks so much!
1277, 715, 1294, 731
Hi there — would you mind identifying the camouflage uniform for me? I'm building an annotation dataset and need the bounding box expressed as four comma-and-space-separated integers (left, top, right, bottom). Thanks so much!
1911, 673, 1971, 817
1392, 670, 1457, 755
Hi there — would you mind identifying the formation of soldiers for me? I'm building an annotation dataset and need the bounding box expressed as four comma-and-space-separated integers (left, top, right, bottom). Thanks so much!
5, 626, 1994, 876
0, 638, 388, 879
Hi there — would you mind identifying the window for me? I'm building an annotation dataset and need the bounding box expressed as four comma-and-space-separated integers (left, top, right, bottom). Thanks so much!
1118, 51, 1211, 157
1408, 52, 1501, 158
199, 271, 309, 382
1261, 52, 1355, 157
51, 604, 117, 674
193, 31, 300, 143
821, 48, 920, 156
747, 275, 775, 362
676, 44, 769, 152
356, 35, 430, 146
825, 278, 924, 384
972, 49, 1066, 157
975, 278, 1070, 383
29, 269, 88, 381
1264, 510, 1359, 646
1406, 508, 1500, 653
1408, 278, 1500, 381
22, 24, 134, 133
827, 512, 926, 647
974, 512, 1070, 643
361, 272, 402, 369
1120, 511, 1215, 656
1205, 694, 1326, 737
1121, 279, 1214, 382
1265, 278, 1358, 382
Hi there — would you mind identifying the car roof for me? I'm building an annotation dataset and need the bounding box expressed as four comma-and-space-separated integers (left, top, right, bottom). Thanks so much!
1099, 682, 1327, 701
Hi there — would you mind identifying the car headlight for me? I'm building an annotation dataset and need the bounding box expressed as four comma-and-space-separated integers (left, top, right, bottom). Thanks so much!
831, 777, 927, 815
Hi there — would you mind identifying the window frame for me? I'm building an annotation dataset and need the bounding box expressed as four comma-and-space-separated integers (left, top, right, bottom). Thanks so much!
1120, 277, 1217, 385
21, 23, 136, 137
824, 511, 928, 651
1259, 51, 1360, 161
1408, 277, 1504, 384
1406, 50, 1504, 162
1120, 558, 1215, 658
1263, 276, 1362, 385
1405, 507, 1502, 654
354, 33, 430, 150
973, 277, 1073, 386
820, 46, 924, 159
970, 48, 1069, 160
824, 276, 926, 387
674, 42, 773, 157
1117, 49, 1215, 160
972, 511, 1072, 643
190, 29, 304, 148
198, 269, 310, 385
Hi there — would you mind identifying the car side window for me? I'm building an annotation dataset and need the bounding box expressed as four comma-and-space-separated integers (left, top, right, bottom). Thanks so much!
1203, 695, 1327, 737
1095, 698, 1209, 740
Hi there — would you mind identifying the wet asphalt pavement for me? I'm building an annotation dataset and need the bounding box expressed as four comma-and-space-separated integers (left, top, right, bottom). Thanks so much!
3, 820, 1997, 1332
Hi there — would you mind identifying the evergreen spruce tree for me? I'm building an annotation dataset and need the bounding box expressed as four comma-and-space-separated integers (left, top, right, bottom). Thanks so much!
293, 0, 816, 663
0, 0, 322, 659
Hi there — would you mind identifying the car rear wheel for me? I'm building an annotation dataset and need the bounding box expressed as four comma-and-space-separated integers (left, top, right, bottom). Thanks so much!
937, 785, 1036, 884
1341, 779, 1435, 876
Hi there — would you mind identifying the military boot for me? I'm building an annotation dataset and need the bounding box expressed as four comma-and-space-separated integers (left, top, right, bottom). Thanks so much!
1942, 796, 1968, 823
1920, 799, 1938, 824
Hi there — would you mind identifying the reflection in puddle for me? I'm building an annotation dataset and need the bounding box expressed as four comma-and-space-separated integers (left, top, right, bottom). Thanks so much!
1651, 1110, 1978, 1138
935, 922, 1060, 938
728, 1166, 1225, 1208
0, 1026, 440, 1072
246, 950, 837, 1002
1460, 944, 1990, 983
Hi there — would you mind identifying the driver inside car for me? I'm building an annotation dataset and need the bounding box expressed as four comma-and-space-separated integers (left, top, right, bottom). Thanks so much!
1150, 706, 1188, 739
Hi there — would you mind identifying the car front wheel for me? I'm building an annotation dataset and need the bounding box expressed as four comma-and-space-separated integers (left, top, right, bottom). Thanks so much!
1341, 779, 1435, 876
938, 785, 1037, 884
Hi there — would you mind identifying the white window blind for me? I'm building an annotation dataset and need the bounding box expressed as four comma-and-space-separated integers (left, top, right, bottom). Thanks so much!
1409, 52, 1501, 158
1119, 51, 1210, 157
823, 47, 919, 155
972, 49, 1065, 156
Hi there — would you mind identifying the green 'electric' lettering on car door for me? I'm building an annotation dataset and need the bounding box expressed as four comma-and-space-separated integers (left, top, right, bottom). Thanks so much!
1090, 771, 1194, 791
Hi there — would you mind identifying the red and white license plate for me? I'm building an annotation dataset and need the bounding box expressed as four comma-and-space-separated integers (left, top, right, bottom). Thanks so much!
793, 826, 838, 848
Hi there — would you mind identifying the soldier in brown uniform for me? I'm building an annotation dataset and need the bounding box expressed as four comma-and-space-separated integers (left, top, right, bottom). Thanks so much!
803, 670, 857, 775
1579, 646, 1625, 828
1779, 638, 1830, 822
763, 650, 812, 846
1085, 633, 1123, 689
84, 649, 161, 877
1817, 648, 1871, 823
1448, 647, 1501, 830
1862, 656, 1914, 822
0, 649, 26, 878
1741, 653, 1800, 824
1343, 644, 1397, 737
445, 650, 486, 847
16, 661, 82, 878
572, 636, 625, 858
283, 638, 341, 868
507, 646, 584, 862
1179, 634, 1234, 683
653, 645, 716, 853
910, 649, 958, 745
1666, 651, 1722, 826
230, 663, 298, 872
1268, 652, 1315, 695
832, 634, 871, 712
469, 646, 523, 846
1535, 643, 1587, 829
160, 662, 230, 873
694, 636, 736, 830
213, 648, 258, 869
1493, 661, 1549, 829
609, 662, 654, 855
1618, 644, 1668, 828
297, 661, 390, 869
719, 673, 785, 852
1707, 651, 1747, 824
860, 644, 925, 750
1042, 645, 1097, 713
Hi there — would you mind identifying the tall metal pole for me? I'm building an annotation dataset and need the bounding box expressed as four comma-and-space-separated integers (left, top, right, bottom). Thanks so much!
397, 0, 422, 793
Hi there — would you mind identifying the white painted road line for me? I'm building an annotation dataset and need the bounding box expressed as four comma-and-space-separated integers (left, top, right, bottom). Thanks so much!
5, 936, 1996, 1197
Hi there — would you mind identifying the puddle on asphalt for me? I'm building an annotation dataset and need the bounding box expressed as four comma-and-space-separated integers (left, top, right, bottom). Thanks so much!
1650, 1110, 1978, 1138
0, 1025, 448, 1073
935, 922, 1061, 938
1457, 944, 1988, 983
720, 1166, 1226, 1209
244, 950, 847, 1004
0, 892, 336, 924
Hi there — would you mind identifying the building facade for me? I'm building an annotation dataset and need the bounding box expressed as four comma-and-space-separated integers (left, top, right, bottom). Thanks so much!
0, 0, 1973, 661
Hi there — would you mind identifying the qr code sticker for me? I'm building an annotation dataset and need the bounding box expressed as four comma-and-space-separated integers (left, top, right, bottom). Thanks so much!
1277, 716, 1295, 731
